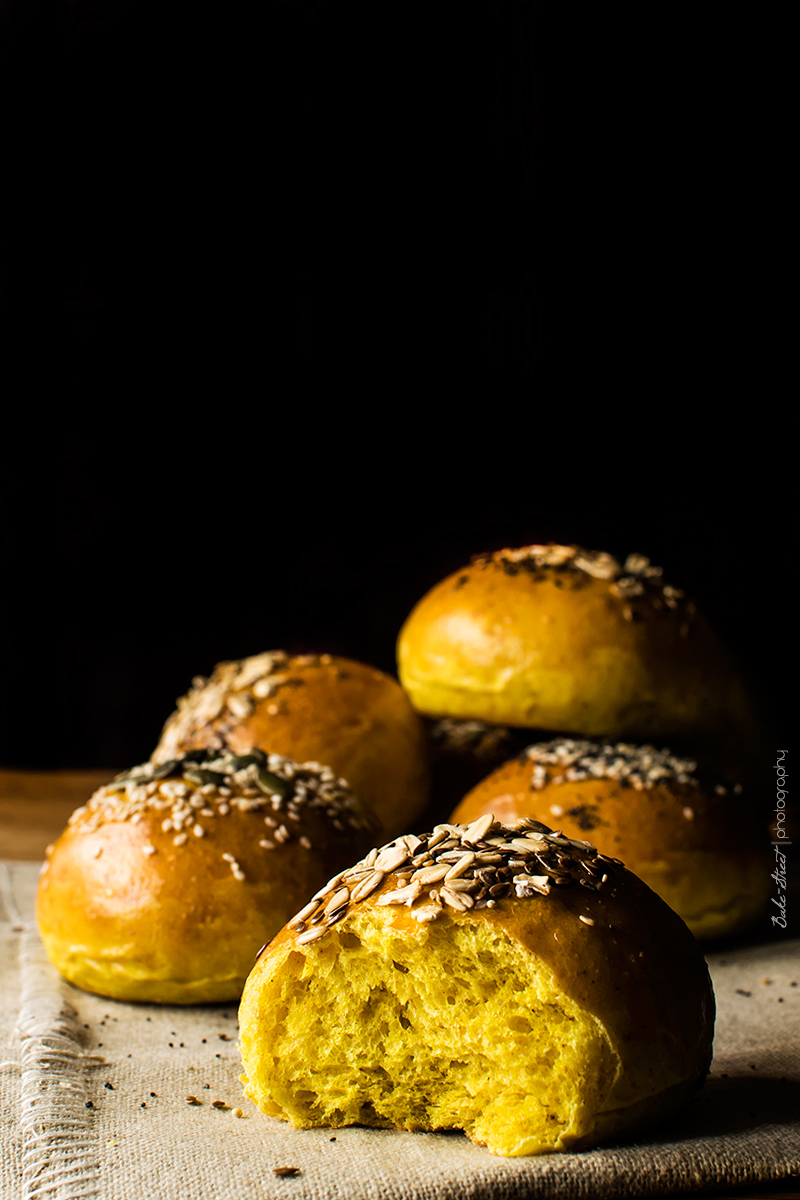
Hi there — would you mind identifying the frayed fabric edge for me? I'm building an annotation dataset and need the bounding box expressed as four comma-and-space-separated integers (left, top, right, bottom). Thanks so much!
16, 927, 102, 1200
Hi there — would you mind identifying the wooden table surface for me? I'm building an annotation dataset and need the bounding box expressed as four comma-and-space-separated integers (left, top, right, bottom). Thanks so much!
0, 767, 115, 859
1, 769, 797, 1200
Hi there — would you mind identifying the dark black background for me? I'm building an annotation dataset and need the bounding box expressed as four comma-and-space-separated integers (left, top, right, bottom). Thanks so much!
1, 2, 786, 768
0, 444, 789, 769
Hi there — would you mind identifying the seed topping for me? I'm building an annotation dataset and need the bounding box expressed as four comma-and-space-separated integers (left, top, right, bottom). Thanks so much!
469, 544, 695, 620
69, 749, 374, 860
286, 818, 619, 946
153, 650, 356, 764
522, 738, 723, 791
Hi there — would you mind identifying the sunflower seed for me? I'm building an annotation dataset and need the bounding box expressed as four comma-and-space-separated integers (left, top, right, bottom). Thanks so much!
350, 870, 385, 903
509, 836, 549, 854
426, 828, 450, 850
374, 844, 410, 874
410, 864, 450, 885
440, 886, 472, 911
444, 878, 478, 893
227, 693, 254, 720
462, 814, 496, 844
296, 926, 327, 945
378, 881, 422, 907
444, 852, 476, 881
411, 905, 441, 923
291, 900, 322, 927
322, 887, 350, 916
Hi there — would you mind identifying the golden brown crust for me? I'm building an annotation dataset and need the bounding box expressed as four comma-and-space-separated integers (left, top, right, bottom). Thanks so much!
153, 652, 430, 839
451, 740, 770, 939
241, 817, 714, 1152
36, 751, 376, 1003
396, 545, 756, 750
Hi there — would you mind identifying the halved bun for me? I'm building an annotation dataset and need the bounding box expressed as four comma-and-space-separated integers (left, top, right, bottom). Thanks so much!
240, 816, 714, 1156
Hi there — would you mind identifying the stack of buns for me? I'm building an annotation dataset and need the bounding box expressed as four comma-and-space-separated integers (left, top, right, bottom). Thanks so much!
397, 544, 768, 938
34, 553, 737, 1156
37, 652, 431, 1003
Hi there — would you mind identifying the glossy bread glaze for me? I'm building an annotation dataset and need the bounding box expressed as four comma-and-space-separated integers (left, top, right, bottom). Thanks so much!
451, 740, 770, 940
397, 546, 755, 748
153, 651, 430, 838
37, 750, 376, 1004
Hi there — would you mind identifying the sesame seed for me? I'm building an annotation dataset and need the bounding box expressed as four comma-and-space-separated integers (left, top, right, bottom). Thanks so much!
579, 915, 595, 926
521, 738, 729, 793
76, 749, 376, 882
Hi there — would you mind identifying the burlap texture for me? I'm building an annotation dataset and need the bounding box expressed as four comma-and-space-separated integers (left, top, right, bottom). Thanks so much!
2, 860, 798, 1200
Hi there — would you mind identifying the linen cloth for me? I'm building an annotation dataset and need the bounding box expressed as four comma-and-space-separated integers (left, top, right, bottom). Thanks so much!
2, 861, 798, 1200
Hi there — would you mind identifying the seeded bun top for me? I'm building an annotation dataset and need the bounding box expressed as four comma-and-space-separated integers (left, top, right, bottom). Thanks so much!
263, 812, 715, 1069
397, 544, 756, 749
36, 749, 377, 1004
449, 739, 770, 940
280, 813, 625, 947
152, 651, 430, 839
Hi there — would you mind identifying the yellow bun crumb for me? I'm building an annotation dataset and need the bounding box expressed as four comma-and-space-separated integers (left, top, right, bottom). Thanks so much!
451, 740, 770, 940
36, 750, 376, 1004
240, 817, 714, 1156
153, 651, 430, 839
